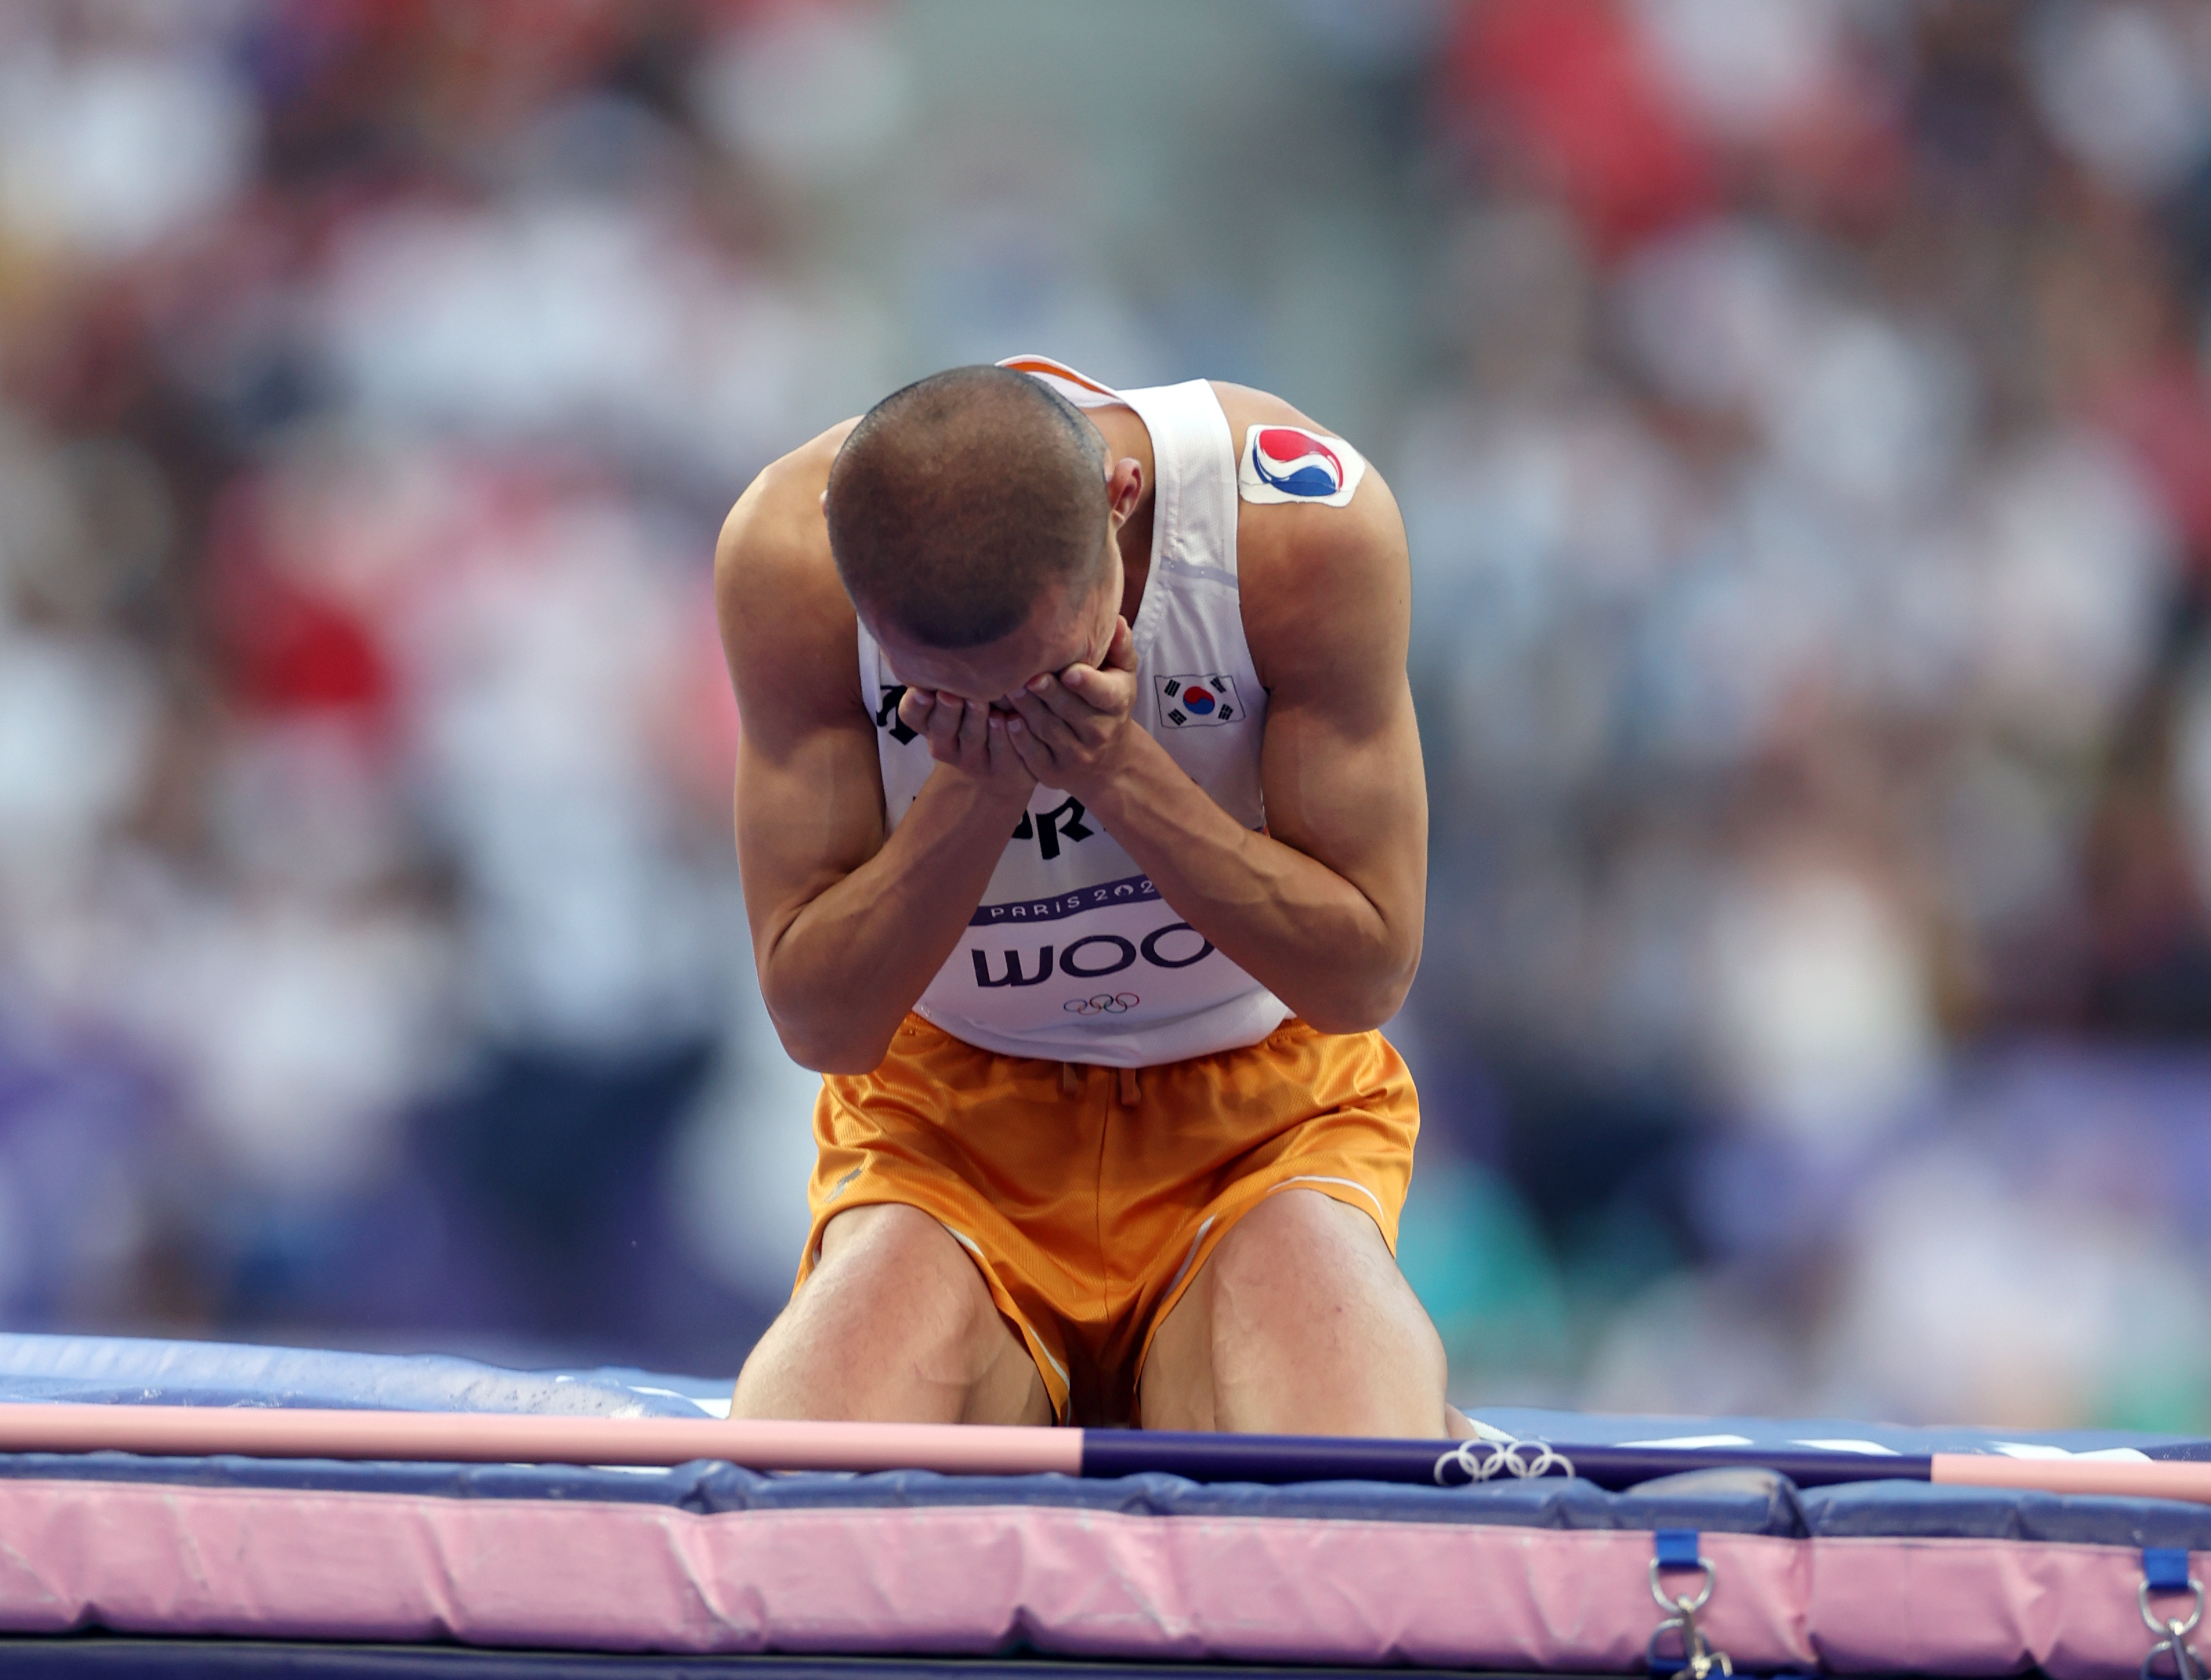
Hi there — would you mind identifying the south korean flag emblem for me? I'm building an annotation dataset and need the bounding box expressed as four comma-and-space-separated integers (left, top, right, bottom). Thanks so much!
1157, 674, 1242, 729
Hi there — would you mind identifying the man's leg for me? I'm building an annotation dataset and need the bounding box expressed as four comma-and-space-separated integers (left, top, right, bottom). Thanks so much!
733, 1203, 1052, 1425
1137, 1188, 1450, 1435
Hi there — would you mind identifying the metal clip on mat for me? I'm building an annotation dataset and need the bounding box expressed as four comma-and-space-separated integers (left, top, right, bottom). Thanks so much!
1648, 1528, 1731, 1679
2143, 1547, 2204, 1680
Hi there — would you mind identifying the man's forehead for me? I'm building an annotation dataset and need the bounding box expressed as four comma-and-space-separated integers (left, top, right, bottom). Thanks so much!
883, 634, 1085, 698
875, 611, 1102, 697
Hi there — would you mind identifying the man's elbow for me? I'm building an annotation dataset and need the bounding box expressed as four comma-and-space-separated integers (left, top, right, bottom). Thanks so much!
772, 1020, 890, 1076
1289, 951, 1418, 1037
765, 998, 892, 1076
1297, 993, 1405, 1036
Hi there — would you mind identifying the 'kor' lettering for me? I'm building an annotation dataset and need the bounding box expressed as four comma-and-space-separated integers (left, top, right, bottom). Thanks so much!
875, 686, 918, 745
1010, 796, 1094, 861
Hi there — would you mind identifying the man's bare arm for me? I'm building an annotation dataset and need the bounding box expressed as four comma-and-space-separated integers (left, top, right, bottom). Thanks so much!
717, 448, 1035, 1073
1000, 436, 1425, 1033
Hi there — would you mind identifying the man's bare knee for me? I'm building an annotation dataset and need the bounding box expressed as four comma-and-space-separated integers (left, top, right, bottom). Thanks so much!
1196, 1189, 1447, 1435
1208, 1190, 1406, 1319
738, 1205, 985, 1410
813, 1201, 959, 1280
734, 1205, 1046, 1425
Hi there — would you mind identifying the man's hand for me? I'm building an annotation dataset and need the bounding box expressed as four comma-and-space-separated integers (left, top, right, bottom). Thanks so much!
898, 685, 1036, 805
1001, 617, 1143, 798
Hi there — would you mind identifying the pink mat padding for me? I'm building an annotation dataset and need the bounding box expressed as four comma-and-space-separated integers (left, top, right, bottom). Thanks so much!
0, 1477, 2185, 1677
1809, 1534, 2192, 1678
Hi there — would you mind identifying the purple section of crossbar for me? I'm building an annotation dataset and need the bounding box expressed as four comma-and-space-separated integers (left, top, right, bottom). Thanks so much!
1079, 1431, 1933, 1489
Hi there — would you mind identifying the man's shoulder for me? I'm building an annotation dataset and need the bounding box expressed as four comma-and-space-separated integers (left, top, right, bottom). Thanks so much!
714, 419, 867, 727
1206, 382, 1399, 553
714, 419, 858, 600
1206, 385, 1407, 685
1206, 381, 1323, 435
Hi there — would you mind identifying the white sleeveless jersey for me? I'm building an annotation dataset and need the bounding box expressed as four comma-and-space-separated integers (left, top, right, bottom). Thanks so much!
857, 355, 1292, 1067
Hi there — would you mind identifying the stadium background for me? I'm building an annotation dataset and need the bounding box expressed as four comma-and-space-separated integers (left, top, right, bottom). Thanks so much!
2, 0, 2209, 1431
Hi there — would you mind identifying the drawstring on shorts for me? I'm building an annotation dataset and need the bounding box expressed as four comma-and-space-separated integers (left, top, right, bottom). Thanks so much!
1059, 1062, 1144, 1107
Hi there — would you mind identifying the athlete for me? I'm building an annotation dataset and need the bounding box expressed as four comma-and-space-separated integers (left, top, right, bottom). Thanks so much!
714, 356, 1452, 1433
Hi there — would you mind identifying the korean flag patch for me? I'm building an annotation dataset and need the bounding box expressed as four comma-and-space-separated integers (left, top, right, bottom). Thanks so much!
1157, 674, 1242, 729
1238, 424, 1367, 506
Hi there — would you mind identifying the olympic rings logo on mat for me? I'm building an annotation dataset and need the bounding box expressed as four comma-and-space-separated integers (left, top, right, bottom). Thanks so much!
1431, 1436, 1577, 1487
1064, 993, 1141, 1015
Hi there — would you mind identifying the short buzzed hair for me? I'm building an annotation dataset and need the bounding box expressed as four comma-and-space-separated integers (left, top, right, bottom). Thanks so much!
825, 365, 1110, 649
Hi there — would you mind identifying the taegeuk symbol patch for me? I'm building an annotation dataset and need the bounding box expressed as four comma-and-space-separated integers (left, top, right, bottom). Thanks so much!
1157, 674, 1242, 729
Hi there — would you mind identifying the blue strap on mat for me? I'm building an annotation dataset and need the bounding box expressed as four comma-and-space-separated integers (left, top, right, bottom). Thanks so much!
2147, 1547, 2195, 1593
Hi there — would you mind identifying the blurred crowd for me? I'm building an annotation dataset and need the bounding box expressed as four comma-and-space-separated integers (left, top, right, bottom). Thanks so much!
2, 0, 2210, 1429
1396, 0, 2211, 1429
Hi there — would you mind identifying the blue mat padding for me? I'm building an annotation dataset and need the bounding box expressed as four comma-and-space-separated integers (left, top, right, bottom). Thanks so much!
0, 1333, 728, 1419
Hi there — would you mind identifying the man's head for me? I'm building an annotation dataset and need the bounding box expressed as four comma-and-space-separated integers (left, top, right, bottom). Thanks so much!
826, 365, 1123, 699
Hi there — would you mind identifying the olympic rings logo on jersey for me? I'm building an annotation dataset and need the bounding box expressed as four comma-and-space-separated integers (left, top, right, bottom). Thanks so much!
1064, 993, 1141, 1015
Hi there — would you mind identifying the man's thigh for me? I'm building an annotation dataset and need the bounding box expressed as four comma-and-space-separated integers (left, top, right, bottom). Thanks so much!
1138, 1187, 1448, 1436
733, 1203, 1052, 1426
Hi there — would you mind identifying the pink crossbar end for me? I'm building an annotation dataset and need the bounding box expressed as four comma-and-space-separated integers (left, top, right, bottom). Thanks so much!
1934, 1452, 2211, 1505
0, 1404, 1085, 1476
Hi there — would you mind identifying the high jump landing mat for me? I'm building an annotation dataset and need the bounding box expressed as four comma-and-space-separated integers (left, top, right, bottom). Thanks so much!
0, 1333, 2203, 1678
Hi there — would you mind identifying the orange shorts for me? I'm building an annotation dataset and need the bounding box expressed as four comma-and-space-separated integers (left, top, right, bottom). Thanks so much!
797, 1012, 1419, 1426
